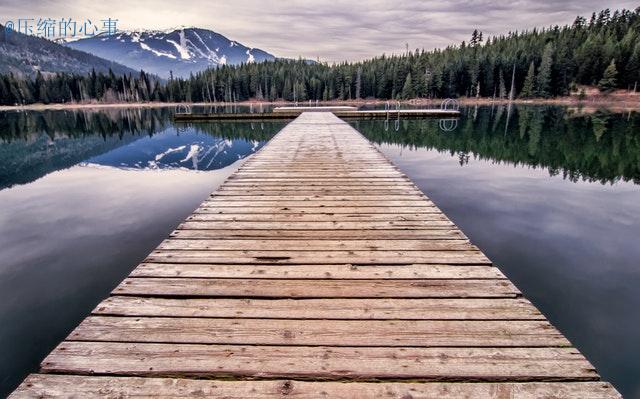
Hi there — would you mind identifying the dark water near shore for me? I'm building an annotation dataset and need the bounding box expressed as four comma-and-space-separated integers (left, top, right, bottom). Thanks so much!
0, 105, 638, 397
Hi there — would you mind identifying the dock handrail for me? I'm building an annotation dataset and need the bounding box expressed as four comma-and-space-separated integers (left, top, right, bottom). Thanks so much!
176, 104, 191, 114
439, 118, 459, 132
441, 98, 460, 111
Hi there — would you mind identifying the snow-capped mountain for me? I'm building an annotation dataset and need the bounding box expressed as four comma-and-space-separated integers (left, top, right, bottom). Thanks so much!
65, 28, 276, 79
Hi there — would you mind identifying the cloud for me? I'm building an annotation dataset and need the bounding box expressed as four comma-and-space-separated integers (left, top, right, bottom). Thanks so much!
3, 0, 638, 62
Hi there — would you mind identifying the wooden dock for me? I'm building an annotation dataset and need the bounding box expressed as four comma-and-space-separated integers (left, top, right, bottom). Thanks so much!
174, 108, 459, 121
11, 112, 620, 398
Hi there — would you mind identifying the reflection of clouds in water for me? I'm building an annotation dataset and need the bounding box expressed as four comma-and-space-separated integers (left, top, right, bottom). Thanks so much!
0, 161, 241, 396
377, 142, 640, 397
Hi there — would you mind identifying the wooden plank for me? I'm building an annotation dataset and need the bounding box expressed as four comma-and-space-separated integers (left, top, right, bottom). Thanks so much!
145, 250, 491, 265
10, 375, 622, 399
156, 239, 474, 251
236, 167, 400, 170
40, 342, 598, 381
229, 173, 407, 178
209, 196, 428, 203
179, 221, 458, 230
129, 263, 504, 279
93, 297, 544, 320
113, 278, 519, 298
194, 205, 443, 214
221, 184, 419, 189
169, 229, 468, 240
185, 213, 451, 222
201, 200, 434, 207
223, 180, 415, 185
214, 190, 424, 196
68, 316, 569, 347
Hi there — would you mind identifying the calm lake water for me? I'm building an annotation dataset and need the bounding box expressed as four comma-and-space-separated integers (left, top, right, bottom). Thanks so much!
0, 105, 638, 397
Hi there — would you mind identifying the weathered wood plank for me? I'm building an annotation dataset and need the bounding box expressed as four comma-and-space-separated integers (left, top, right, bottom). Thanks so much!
93, 297, 544, 320
227, 178, 413, 183
129, 263, 504, 279
40, 342, 598, 381
68, 316, 570, 347
169, 229, 468, 240
208, 195, 426, 201
145, 250, 491, 265
156, 239, 474, 251
114, 278, 519, 298
201, 200, 435, 207
214, 190, 424, 196
219, 183, 418, 189
194, 205, 443, 214
185, 213, 451, 222
10, 375, 621, 399
179, 221, 458, 231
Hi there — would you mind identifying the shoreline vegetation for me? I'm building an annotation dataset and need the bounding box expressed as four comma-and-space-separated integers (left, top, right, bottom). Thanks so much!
1, 88, 638, 113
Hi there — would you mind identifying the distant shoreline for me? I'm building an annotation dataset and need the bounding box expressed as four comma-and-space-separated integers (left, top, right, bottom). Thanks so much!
1, 92, 638, 112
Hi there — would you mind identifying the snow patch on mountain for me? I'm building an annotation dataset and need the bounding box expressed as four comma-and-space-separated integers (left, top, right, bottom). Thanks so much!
166, 39, 191, 60
140, 42, 176, 59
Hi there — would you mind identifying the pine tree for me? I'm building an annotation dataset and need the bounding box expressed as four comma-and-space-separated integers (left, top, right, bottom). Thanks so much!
498, 69, 507, 98
508, 65, 516, 101
598, 59, 618, 92
625, 42, 640, 90
536, 42, 554, 97
355, 67, 362, 99
520, 61, 536, 98
470, 30, 479, 47
401, 73, 414, 99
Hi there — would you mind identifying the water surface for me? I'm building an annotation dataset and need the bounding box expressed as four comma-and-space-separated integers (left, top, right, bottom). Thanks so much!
0, 107, 283, 396
353, 106, 640, 398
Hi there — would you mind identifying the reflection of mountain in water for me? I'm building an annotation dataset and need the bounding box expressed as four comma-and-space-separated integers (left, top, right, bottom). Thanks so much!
353, 106, 640, 185
0, 108, 282, 190
0, 131, 143, 189
84, 129, 264, 171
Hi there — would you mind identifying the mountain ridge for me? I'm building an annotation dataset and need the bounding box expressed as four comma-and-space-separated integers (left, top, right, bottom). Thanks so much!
65, 28, 276, 78
0, 24, 138, 77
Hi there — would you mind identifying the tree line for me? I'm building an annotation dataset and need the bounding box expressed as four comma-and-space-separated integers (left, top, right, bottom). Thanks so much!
0, 69, 162, 105
1, 7, 638, 105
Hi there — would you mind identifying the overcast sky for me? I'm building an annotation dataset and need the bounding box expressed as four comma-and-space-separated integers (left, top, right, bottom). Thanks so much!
3, 0, 638, 62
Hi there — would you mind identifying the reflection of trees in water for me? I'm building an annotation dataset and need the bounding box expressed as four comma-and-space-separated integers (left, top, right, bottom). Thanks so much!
354, 106, 640, 185
0, 108, 283, 142
0, 108, 283, 190
0, 108, 173, 142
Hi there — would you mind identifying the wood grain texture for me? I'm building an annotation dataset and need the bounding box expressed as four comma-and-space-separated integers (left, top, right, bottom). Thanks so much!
68, 316, 570, 347
113, 277, 519, 298
129, 263, 505, 279
92, 297, 544, 320
11, 375, 621, 399
40, 342, 599, 381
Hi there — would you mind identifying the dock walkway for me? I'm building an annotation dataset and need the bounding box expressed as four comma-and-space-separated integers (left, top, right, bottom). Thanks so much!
11, 112, 620, 398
